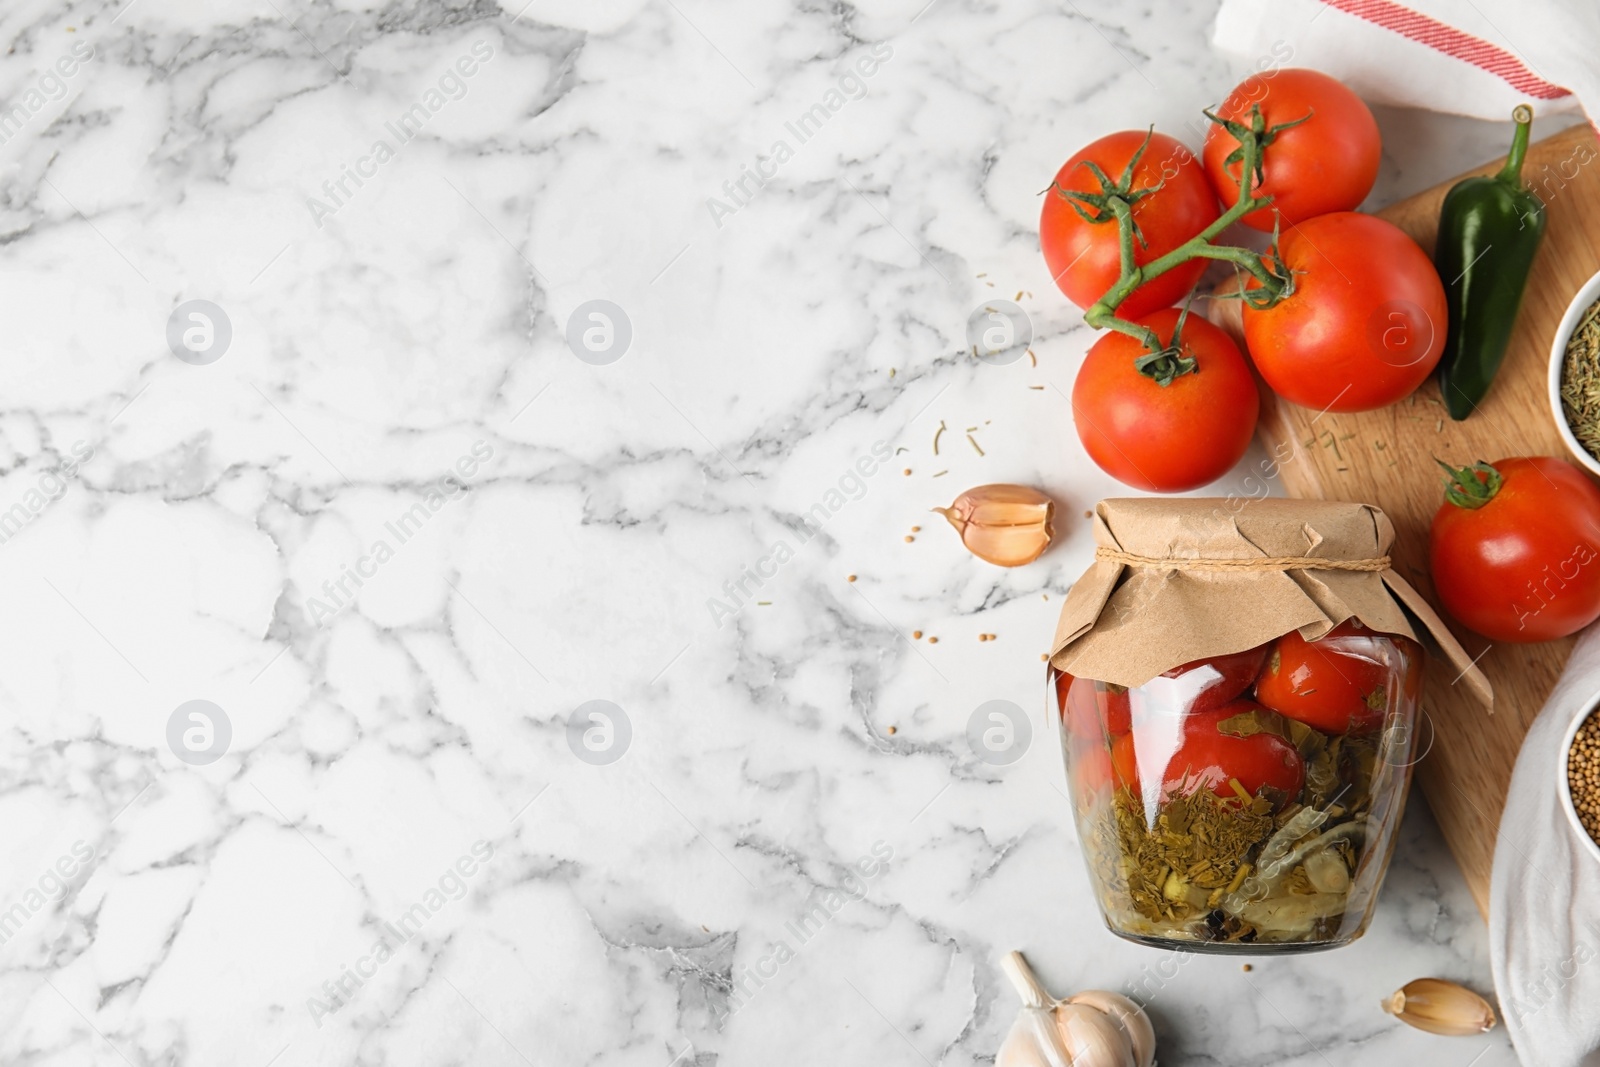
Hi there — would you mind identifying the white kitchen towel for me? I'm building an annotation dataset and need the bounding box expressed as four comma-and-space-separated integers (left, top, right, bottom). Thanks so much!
1213, 0, 1596, 122
1211, 6, 1600, 1064
1489, 626, 1600, 1067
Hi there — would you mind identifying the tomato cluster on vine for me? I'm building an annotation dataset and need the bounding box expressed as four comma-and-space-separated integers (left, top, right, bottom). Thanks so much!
1042, 69, 1447, 493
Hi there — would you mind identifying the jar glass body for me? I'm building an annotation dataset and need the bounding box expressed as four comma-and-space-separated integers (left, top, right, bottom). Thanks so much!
1056, 623, 1423, 952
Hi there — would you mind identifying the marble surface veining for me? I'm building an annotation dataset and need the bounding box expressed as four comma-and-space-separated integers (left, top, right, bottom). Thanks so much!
0, 0, 1568, 1063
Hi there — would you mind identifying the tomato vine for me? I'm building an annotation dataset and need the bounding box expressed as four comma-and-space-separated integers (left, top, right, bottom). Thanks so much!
1049, 106, 1308, 384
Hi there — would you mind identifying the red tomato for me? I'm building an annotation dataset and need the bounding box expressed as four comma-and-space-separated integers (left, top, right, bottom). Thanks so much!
1254, 620, 1390, 734
1112, 700, 1304, 802
1054, 669, 1073, 718
1100, 684, 1132, 736
1429, 457, 1600, 642
1041, 131, 1220, 319
1241, 212, 1447, 413
1071, 738, 1115, 805
1156, 644, 1270, 714
1072, 308, 1258, 492
1203, 68, 1380, 230
1057, 672, 1117, 805
1061, 675, 1131, 737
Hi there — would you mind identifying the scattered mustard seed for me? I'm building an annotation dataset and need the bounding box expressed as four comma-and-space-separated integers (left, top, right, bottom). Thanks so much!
887, 725, 898, 735
847, 574, 857, 583
904, 535, 915, 543
1242, 964, 1253, 973
910, 525, 921, 533
912, 630, 923, 639
903, 468, 912, 476
927, 636, 939, 644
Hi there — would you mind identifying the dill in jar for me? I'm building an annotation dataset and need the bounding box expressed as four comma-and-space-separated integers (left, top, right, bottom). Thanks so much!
1560, 296, 1600, 460
1103, 786, 1277, 927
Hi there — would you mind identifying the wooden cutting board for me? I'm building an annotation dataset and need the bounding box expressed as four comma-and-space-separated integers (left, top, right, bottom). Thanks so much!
1210, 123, 1600, 918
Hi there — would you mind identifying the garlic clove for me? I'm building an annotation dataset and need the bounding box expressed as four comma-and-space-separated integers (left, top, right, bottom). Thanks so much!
933, 484, 1055, 567
1054, 1002, 1137, 1067
1303, 848, 1351, 894
997, 1006, 1075, 1067
1381, 978, 1497, 1036
1067, 990, 1156, 1067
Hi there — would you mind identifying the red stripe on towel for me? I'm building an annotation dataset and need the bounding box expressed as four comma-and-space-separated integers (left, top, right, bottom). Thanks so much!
1318, 0, 1570, 100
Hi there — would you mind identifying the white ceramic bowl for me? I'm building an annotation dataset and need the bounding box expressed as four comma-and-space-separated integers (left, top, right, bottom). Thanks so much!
1557, 698, 1600, 867
1547, 266, 1600, 479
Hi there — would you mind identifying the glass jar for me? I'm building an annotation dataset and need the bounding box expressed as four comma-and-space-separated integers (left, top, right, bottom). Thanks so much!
1056, 619, 1423, 952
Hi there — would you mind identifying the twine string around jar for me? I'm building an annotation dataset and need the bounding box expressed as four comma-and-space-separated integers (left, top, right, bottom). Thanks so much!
1094, 547, 1392, 572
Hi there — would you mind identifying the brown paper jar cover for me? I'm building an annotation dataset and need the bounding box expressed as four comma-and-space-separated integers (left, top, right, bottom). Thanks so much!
1049, 497, 1492, 709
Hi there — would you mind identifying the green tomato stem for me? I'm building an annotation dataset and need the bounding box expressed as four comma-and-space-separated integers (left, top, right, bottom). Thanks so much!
1082, 113, 1293, 354
1437, 459, 1503, 509
1110, 196, 1137, 278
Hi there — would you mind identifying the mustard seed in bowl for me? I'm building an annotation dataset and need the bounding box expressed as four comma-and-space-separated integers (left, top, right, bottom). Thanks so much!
1570, 711, 1600, 847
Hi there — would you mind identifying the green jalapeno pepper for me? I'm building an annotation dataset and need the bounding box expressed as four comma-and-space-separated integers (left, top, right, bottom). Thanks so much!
1435, 105, 1547, 420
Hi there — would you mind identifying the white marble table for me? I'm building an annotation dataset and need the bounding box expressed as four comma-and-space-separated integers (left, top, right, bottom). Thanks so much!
0, 0, 1561, 1063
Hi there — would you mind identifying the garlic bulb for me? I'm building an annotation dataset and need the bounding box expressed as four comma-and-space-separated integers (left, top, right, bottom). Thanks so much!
998, 1003, 1073, 1067
997, 951, 1155, 1067
1055, 1004, 1135, 1067
1381, 978, 1497, 1036
933, 484, 1055, 567
1067, 990, 1156, 1067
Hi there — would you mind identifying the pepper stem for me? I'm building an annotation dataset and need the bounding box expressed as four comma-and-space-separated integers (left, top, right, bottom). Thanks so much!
1497, 104, 1534, 188
1436, 459, 1503, 509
